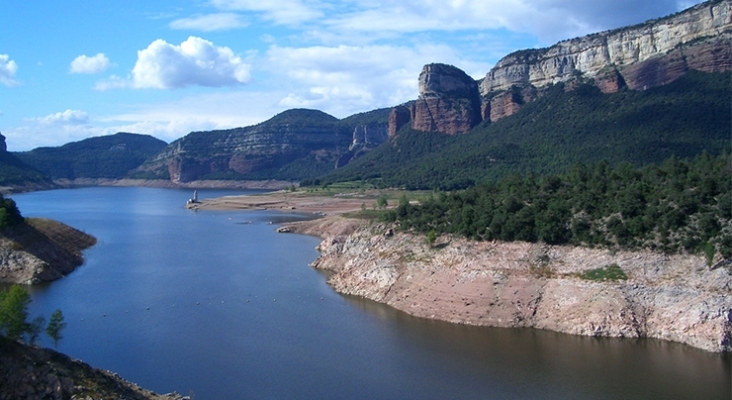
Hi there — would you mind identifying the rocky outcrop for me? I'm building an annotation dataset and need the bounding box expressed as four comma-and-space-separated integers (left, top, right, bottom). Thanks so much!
480, 0, 732, 94
388, 106, 411, 138
0, 338, 187, 400
486, 86, 538, 121
408, 64, 482, 135
335, 124, 389, 168
0, 218, 97, 284
289, 217, 732, 353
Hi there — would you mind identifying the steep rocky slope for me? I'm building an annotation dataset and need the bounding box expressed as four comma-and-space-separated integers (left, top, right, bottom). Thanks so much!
0, 338, 187, 400
284, 217, 732, 353
480, 0, 732, 94
0, 218, 97, 284
392, 0, 732, 135
136, 108, 389, 183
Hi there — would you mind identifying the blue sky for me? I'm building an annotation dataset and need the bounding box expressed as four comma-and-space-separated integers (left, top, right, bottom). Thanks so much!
0, 0, 704, 151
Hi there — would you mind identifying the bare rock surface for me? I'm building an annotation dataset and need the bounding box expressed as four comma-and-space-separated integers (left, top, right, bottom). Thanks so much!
480, 1, 732, 94
286, 217, 732, 352
0, 218, 97, 284
0, 338, 188, 400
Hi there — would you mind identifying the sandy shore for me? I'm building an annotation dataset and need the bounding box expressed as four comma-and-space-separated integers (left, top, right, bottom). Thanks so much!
186, 190, 383, 215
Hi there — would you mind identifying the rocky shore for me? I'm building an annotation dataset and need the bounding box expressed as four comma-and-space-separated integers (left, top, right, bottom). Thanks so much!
0, 338, 188, 400
0, 218, 97, 284
281, 216, 732, 353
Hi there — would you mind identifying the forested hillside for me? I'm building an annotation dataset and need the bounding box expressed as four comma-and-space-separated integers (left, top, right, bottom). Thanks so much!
387, 152, 731, 260
315, 71, 731, 190
15, 133, 167, 180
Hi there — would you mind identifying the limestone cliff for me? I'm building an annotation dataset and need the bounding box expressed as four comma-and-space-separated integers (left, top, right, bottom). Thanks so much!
285, 217, 732, 353
408, 64, 482, 135
390, 0, 732, 135
0, 218, 97, 284
335, 123, 389, 168
479, 0, 731, 94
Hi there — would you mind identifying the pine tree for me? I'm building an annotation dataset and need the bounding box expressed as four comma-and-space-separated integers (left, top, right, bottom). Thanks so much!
46, 309, 66, 350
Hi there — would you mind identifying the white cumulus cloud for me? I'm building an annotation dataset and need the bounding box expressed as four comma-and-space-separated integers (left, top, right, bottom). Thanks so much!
70, 53, 112, 74
38, 109, 90, 126
0, 54, 20, 87
267, 43, 490, 117
170, 13, 247, 31
129, 36, 251, 89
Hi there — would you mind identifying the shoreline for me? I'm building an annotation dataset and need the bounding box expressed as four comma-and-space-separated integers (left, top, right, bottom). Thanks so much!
180, 190, 732, 353
279, 216, 732, 353
55, 178, 298, 190
185, 188, 383, 214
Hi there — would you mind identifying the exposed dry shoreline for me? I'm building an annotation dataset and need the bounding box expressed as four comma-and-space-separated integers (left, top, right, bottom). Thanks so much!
281, 216, 732, 353
185, 189, 380, 214
0, 218, 97, 284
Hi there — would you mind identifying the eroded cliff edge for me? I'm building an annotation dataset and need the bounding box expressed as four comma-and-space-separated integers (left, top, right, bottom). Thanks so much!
283, 217, 732, 353
0, 218, 97, 284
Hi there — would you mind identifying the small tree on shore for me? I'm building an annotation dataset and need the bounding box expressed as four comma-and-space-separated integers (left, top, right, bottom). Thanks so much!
46, 309, 66, 349
427, 229, 437, 247
0, 285, 31, 341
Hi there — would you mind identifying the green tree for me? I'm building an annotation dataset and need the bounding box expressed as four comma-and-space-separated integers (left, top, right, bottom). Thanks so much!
427, 229, 437, 247
46, 309, 66, 350
0, 285, 31, 341
376, 196, 388, 209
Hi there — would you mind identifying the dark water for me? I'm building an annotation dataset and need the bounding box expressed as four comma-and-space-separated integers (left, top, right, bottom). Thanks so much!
10, 187, 731, 399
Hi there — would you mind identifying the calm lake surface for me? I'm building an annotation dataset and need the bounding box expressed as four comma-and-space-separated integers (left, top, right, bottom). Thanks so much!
11, 187, 731, 399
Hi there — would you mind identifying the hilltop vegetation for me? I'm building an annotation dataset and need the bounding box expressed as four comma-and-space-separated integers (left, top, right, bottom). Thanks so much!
386, 152, 732, 260
315, 71, 731, 190
0, 151, 50, 189
15, 133, 167, 180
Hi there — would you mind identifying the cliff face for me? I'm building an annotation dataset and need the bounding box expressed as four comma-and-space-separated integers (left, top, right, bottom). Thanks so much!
408, 64, 482, 135
480, 0, 732, 94
0, 218, 97, 284
138, 109, 389, 183
335, 123, 389, 168
291, 218, 732, 353
390, 0, 732, 135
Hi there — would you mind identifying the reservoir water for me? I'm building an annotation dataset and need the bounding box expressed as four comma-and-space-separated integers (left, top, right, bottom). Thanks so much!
11, 187, 731, 399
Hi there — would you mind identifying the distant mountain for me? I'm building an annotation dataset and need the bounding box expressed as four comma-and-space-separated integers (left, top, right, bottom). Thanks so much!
318, 70, 732, 190
15, 133, 168, 181
133, 108, 390, 183
0, 133, 54, 192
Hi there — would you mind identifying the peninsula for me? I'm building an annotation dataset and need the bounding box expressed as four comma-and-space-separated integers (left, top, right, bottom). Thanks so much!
190, 190, 732, 353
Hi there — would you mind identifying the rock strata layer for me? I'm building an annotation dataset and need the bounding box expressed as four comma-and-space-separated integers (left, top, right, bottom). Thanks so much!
285, 217, 732, 353
479, 1, 732, 94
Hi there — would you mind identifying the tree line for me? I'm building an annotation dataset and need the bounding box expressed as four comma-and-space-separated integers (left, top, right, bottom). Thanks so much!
385, 152, 732, 261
